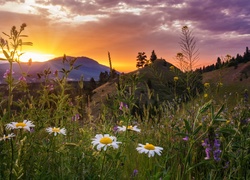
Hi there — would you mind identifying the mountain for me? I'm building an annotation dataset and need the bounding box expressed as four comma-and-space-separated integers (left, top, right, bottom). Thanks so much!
0, 56, 111, 83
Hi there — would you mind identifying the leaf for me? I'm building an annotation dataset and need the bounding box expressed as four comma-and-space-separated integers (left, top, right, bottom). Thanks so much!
214, 104, 224, 119
199, 100, 212, 114
22, 42, 33, 46
2, 32, 10, 38
214, 118, 227, 122
184, 119, 192, 133
3, 49, 10, 59
193, 125, 202, 136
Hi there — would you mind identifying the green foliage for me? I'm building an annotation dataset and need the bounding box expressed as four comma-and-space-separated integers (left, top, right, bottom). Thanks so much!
0, 24, 249, 180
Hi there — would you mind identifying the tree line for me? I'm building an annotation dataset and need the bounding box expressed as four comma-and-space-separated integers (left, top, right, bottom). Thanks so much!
196, 47, 250, 73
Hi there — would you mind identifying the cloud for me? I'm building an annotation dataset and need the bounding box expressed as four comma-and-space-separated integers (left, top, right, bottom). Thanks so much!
0, 0, 249, 71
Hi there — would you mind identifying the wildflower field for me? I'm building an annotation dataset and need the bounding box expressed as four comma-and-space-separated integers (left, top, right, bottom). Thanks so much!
0, 24, 250, 180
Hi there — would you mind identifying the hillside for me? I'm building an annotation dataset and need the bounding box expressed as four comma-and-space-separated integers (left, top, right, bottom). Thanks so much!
202, 61, 250, 88
89, 59, 179, 119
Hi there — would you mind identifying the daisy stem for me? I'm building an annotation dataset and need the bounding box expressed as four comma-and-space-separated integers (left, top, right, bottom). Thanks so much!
100, 150, 107, 180
9, 139, 14, 180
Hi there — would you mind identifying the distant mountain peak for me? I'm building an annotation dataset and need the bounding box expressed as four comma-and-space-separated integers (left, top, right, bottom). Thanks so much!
0, 56, 111, 83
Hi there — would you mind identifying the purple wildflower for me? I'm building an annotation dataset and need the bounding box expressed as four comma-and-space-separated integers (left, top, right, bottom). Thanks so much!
72, 114, 80, 121
113, 125, 118, 133
119, 102, 128, 111
202, 138, 222, 161
182, 136, 189, 141
18, 76, 26, 82
132, 169, 138, 177
3, 69, 14, 79
205, 147, 212, 160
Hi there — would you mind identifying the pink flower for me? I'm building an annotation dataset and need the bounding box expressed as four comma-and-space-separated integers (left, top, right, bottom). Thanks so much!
182, 136, 189, 141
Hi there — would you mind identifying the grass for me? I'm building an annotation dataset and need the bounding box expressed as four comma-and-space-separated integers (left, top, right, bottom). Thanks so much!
0, 24, 249, 180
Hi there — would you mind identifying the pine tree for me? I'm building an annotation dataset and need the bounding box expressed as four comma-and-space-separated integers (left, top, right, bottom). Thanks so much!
136, 52, 147, 68
150, 50, 157, 63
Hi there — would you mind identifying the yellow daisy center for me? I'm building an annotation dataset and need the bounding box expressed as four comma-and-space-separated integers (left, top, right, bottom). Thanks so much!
52, 127, 60, 132
144, 143, 155, 150
15, 122, 26, 128
127, 125, 133, 130
100, 137, 112, 144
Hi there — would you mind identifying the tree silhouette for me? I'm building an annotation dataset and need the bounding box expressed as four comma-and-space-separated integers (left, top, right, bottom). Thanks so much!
150, 50, 157, 63
136, 52, 147, 68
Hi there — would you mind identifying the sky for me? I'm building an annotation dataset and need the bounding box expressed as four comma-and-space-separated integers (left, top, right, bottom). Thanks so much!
0, 0, 249, 72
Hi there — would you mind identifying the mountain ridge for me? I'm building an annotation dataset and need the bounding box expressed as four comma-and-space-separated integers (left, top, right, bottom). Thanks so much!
0, 56, 111, 83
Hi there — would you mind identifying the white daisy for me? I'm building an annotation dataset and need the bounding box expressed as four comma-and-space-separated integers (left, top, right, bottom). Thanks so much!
117, 125, 141, 132
6, 120, 35, 132
0, 133, 15, 141
46, 127, 66, 136
136, 143, 163, 157
92, 134, 122, 151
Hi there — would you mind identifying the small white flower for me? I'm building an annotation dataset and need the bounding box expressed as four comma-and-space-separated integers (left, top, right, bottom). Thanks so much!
117, 125, 141, 132
46, 127, 66, 136
91, 134, 122, 151
136, 143, 163, 157
6, 120, 35, 132
0, 133, 15, 141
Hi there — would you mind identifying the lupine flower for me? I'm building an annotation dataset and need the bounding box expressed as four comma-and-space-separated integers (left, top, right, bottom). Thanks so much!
46, 127, 66, 136
136, 143, 163, 157
119, 102, 128, 111
6, 120, 35, 132
132, 169, 138, 177
117, 125, 141, 132
202, 138, 221, 161
0, 133, 15, 141
92, 134, 122, 151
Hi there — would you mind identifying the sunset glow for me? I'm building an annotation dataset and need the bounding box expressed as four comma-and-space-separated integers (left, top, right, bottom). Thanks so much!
19, 52, 55, 62
0, 0, 249, 72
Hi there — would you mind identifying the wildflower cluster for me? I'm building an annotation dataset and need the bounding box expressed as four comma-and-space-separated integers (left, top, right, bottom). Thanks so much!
202, 138, 222, 162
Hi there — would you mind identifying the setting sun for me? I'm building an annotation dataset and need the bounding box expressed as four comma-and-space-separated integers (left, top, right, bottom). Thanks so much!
19, 52, 55, 62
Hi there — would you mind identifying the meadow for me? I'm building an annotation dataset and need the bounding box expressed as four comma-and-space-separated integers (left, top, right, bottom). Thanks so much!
0, 24, 249, 180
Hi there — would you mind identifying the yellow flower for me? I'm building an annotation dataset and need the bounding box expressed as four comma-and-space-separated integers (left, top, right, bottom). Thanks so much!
204, 93, 208, 98
170, 66, 175, 71
204, 83, 210, 88
174, 76, 179, 81
217, 82, 223, 87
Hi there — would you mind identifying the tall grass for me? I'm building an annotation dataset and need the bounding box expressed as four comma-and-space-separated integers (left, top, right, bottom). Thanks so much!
0, 24, 249, 179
